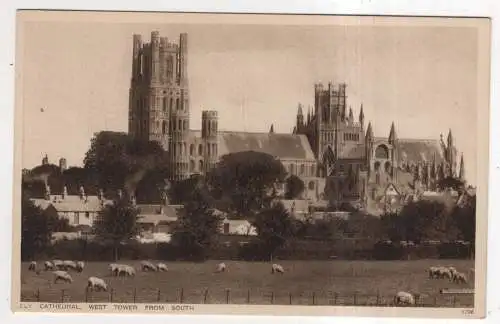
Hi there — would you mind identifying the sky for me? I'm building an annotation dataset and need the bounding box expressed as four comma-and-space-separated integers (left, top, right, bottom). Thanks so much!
19, 18, 480, 185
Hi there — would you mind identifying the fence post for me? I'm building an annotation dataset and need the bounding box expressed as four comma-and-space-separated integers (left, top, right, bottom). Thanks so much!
434, 296, 437, 306
376, 291, 380, 305
334, 292, 338, 305
353, 293, 357, 306
180, 288, 184, 304
270, 291, 274, 304
453, 296, 456, 307
312, 292, 316, 305
226, 289, 230, 304
289, 292, 292, 305
247, 289, 250, 304
61, 290, 65, 303
37, 289, 40, 302
109, 289, 114, 303
203, 289, 208, 304
157, 289, 161, 302
133, 288, 137, 303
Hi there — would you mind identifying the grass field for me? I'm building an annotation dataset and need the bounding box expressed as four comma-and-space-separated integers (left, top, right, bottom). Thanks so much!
20, 259, 475, 307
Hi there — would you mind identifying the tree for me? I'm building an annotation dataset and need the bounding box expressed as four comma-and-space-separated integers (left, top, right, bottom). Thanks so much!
21, 195, 70, 260
169, 175, 208, 205
208, 151, 287, 217
453, 194, 476, 242
93, 197, 141, 261
135, 167, 170, 204
438, 176, 465, 192
252, 202, 295, 260
285, 175, 305, 199
83, 131, 169, 193
171, 186, 224, 260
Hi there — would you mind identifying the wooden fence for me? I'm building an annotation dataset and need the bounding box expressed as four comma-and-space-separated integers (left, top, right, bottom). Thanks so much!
21, 287, 474, 308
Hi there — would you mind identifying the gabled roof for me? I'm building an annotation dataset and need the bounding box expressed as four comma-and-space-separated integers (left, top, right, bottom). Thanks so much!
32, 195, 111, 213
396, 139, 445, 164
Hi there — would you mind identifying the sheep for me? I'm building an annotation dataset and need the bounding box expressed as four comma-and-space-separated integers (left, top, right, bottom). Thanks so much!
44, 261, 55, 271
394, 291, 415, 306
62, 260, 78, 271
75, 261, 85, 272
113, 264, 135, 277
122, 265, 136, 277
52, 259, 64, 270
28, 261, 37, 271
448, 266, 458, 278
271, 263, 285, 274
141, 261, 157, 272
436, 266, 452, 280
53, 270, 73, 284
428, 266, 440, 279
453, 272, 468, 284
87, 276, 108, 292
157, 263, 168, 272
215, 262, 226, 273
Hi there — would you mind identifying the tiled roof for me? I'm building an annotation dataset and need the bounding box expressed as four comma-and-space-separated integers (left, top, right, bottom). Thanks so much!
340, 144, 366, 159
32, 195, 111, 213
136, 204, 179, 224
218, 131, 316, 161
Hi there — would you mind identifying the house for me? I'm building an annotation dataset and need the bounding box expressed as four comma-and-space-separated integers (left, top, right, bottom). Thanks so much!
31, 186, 112, 227
136, 203, 180, 234
220, 218, 257, 236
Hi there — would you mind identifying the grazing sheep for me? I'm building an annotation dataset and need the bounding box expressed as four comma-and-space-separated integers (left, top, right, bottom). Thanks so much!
271, 263, 285, 274
448, 266, 458, 277
453, 272, 468, 284
52, 260, 64, 270
436, 266, 452, 280
53, 270, 73, 284
394, 291, 415, 306
215, 262, 226, 273
75, 261, 85, 272
428, 266, 439, 279
44, 261, 55, 271
87, 276, 108, 292
141, 261, 157, 272
28, 261, 37, 271
62, 260, 78, 271
123, 265, 136, 277
114, 264, 135, 277
157, 263, 168, 272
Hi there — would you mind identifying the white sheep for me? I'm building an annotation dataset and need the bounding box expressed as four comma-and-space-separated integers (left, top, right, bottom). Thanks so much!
215, 262, 226, 273
53, 270, 73, 284
428, 266, 439, 279
87, 276, 108, 292
62, 260, 78, 271
141, 261, 157, 272
123, 265, 136, 277
53, 259, 64, 270
437, 266, 452, 280
109, 263, 120, 276
453, 272, 468, 284
271, 263, 285, 274
76, 261, 85, 272
157, 263, 168, 272
448, 266, 458, 277
28, 261, 37, 271
394, 291, 415, 306
114, 264, 135, 277
44, 261, 55, 271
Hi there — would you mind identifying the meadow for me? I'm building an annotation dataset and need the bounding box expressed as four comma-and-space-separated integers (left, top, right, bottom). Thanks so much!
20, 259, 475, 307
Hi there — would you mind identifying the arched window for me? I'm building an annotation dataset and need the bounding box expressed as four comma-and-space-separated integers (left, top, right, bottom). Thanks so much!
374, 161, 381, 171
178, 119, 182, 130
198, 144, 203, 155
308, 181, 315, 190
190, 144, 195, 156
176, 98, 180, 111
207, 144, 211, 155
183, 120, 188, 131
169, 98, 173, 111
375, 145, 389, 159
385, 161, 391, 173
162, 97, 167, 112
162, 121, 166, 134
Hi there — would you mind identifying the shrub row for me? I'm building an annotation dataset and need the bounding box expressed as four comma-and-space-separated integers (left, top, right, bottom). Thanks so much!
24, 236, 474, 262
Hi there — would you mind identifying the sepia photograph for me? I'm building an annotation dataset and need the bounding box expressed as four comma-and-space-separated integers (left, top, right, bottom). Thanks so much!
11, 10, 490, 318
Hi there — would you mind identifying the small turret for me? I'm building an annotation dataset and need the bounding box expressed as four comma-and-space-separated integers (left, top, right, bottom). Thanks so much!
458, 153, 465, 181
388, 121, 397, 145
296, 103, 304, 131
348, 106, 354, 124
365, 122, 373, 141
269, 124, 274, 134
359, 104, 364, 128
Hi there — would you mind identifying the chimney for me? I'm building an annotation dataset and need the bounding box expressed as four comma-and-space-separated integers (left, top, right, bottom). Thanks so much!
62, 186, 68, 199
45, 184, 51, 201
130, 193, 136, 206
79, 186, 85, 200
117, 189, 123, 199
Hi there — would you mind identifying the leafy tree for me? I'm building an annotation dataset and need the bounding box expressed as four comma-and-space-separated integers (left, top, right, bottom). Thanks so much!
252, 202, 295, 260
62, 167, 100, 195
169, 175, 208, 205
21, 195, 70, 260
83, 131, 169, 193
171, 187, 224, 260
135, 167, 170, 204
93, 197, 141, 261
208, 151, 287, 217
285, 175, 305, 199
453, 194, 476, 242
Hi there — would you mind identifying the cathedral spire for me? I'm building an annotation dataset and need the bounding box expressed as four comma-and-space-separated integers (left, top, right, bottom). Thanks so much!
366, 122, 373, 140
447, 128, 453, 146
269, 124, 274, 134
388, 121, 397, 144
359, 103, 364, 128
459, 153, 465, 180
292, 126, 297, 134
348, 106, 354, 123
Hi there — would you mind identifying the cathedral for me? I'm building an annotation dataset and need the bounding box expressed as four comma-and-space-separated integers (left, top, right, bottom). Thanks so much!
128, 31, 465, 211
